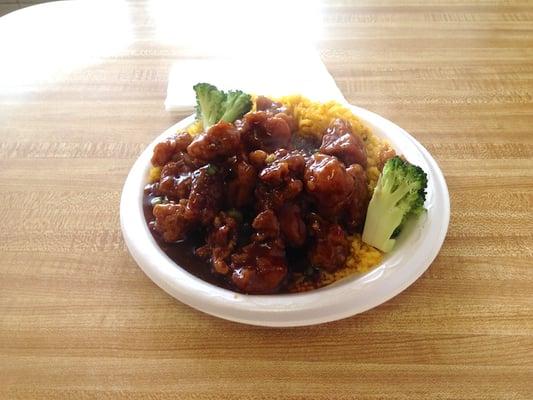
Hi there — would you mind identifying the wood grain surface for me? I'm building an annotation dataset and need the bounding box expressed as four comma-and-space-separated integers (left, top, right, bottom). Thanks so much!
1, 1, 532, 399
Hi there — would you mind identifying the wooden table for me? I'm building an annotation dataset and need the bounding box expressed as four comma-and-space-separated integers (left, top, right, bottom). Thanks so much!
1, 1, 532, 399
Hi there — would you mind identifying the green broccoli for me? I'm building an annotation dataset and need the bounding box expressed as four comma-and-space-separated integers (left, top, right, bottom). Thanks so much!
362, 156, 427, 252
193, 83, 226, 129
220, 90, 252, 123
193, 83, 252, 129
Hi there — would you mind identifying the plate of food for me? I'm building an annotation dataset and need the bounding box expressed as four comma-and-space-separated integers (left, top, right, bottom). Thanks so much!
120, 83, 449, 326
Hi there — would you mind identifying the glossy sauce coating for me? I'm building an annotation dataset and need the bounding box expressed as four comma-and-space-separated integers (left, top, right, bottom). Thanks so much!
144, 97, 371, 294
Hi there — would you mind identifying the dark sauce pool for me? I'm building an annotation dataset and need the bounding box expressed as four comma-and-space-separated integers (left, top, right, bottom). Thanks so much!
143, 190, 322, 294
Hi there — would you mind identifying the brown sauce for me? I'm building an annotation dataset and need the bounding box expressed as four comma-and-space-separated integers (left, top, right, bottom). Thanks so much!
143, 184, 320, 294
144, 106, 369, 294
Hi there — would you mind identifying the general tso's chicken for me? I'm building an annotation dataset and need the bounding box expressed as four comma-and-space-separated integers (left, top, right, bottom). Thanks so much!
255, 150, 306, 211
146, 94, 377, 294
248, 149, 268, 169
196, 212, 239, 275
255, 95, 298, 132
238, 111, 292, 152
184, 165, 225, 225
227, 210, 288, 294
158, 160, 193, 200
320, 119, 367, 168
251, 210, 280, 241
304, 153, 354, 217
230, 239, 288, 294
151, 132, 193, 166
278, 203, 307, 247
187, 121, 241, 161
346, 163, 370, 231
308, 213, 350, 272
227, 158, 257, 208
152, 199, 190, 242
259, 149, 306, 185
255, 96, 287, 114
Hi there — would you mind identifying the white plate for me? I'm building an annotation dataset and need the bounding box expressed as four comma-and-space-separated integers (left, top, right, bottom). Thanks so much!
120, 105, 450, 327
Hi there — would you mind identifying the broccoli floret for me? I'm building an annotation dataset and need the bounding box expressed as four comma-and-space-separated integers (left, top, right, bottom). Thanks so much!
193, 83, 226, 129
220, 90, 252, 123
362, 156, 427, 252
193, 84, 253, 130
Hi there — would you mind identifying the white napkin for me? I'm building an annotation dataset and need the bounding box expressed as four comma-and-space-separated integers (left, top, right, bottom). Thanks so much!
165, 47, 346, 112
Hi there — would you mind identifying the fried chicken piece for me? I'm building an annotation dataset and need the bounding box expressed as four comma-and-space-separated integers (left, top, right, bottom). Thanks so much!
308, 213, 349, 272
187, 121, 241, 161
320, 119, 367, 168
152, 199, 190, 242
230, 239, 287, 294
185, 165, 225, 225
151, 132, 193, 166
304, 153, 354, 217
239, 111, 292, 152
196, 212, 239, 275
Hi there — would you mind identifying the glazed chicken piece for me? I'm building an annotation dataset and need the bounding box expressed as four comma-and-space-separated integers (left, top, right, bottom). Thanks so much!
254, 181, 301, 213
157, 159, 193, 200
319, 119, 367, 168
308, 213, 350, 272
187, 121, 241, 161
152, 199, 190, 242
228, 210, 288, 294
259, 149, 306, 185
227, 158, 257, 208
345, 163, 370, 232
255, 95, 298, 132
238, 111, 292, 152
278, 203, 307, 247
304, 153, 355, 217
230, 239, 288, 294
196, 212, 239, 275
151, 132, 193, 166
248, 149, 268, 169
255, 96, 288, 114
251, 210, 280, 241
185, 164, 225, 225
255, 149, 306, 211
